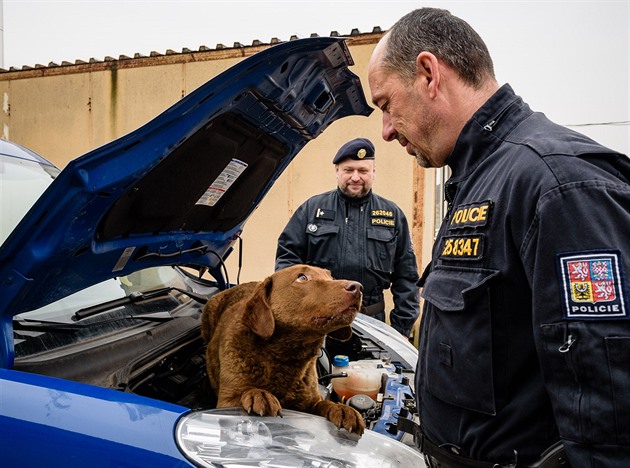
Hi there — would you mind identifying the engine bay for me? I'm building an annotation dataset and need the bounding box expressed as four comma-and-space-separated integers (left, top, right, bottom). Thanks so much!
122, 322, 417, 443
13, 285, 418, 445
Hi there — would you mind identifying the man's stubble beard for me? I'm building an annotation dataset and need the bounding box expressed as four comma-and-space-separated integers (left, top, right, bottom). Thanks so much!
340, 184, 369, 198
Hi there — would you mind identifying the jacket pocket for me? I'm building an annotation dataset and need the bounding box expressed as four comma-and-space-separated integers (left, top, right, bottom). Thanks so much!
305, 223, 339, 268
421, 265, 499, 415
607, 336, 630, 444
539, 322, 630, 444
366, 227, 397, 273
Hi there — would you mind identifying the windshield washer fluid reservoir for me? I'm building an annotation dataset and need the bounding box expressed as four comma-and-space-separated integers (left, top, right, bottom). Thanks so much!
331, 355, 394, 400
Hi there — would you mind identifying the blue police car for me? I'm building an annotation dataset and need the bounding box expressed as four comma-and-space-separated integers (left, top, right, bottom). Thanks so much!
0, 37, 424, 467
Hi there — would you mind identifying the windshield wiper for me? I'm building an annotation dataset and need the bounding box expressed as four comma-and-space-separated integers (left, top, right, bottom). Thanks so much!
13, 312, 175, 333
12, 287, 208, 333
71, 287, 208, 321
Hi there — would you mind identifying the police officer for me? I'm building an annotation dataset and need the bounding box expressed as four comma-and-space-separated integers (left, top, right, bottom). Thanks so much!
275, 137, 420, 338
368, 7, 630, 467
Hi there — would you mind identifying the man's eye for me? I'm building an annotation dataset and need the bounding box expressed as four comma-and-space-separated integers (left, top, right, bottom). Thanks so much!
297, 273, 309, 282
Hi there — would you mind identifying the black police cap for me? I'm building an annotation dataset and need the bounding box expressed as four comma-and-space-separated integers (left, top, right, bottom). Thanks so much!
332, 138, 375, 164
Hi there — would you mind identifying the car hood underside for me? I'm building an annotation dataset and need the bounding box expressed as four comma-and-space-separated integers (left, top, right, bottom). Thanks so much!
0, 37, 372, 368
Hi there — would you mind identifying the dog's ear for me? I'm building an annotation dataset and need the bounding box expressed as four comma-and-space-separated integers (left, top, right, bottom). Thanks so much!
243, 276, 275, 339
327, 326, 353, 342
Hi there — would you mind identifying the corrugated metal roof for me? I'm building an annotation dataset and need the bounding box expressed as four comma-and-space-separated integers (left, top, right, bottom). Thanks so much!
0, 27, 384, 74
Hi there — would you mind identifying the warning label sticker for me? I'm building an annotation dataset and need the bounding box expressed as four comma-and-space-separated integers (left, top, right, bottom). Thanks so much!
196, 159, 248, 207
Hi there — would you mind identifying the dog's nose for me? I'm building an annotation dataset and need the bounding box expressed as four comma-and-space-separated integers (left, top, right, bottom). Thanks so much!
345, 281, 363, 297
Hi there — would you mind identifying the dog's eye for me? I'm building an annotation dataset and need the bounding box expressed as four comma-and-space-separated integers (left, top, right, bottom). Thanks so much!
296, 273, 309, 282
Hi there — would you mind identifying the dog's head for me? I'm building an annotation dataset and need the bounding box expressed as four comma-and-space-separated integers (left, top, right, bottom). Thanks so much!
243, 265, 362, 341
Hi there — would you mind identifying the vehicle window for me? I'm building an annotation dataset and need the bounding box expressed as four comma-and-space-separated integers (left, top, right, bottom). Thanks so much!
0, 155, 58, 244
13, 266, 192, 358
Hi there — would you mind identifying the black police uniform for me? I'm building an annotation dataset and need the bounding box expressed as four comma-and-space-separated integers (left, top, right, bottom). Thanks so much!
417, 84, 630, 466
275, 139, 420, 337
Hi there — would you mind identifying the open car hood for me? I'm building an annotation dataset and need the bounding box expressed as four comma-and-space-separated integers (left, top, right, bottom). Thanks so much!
0, 37, 371, 321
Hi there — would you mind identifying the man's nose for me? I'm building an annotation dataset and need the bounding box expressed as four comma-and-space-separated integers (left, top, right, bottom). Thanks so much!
382, 113, 397, 142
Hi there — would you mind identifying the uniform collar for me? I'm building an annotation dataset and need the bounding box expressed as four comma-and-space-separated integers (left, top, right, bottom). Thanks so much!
446, 84, 532, 180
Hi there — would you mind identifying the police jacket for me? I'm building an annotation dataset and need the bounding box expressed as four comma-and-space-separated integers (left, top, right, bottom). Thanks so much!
417, 84, 630, 465
275, 188, 420, 336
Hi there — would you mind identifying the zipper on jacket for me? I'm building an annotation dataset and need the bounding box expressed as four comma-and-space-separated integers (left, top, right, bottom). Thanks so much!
483, 120, 497, 131
559, 326, 577, 353
483, 99, 517, 132
444, 182, 458, 219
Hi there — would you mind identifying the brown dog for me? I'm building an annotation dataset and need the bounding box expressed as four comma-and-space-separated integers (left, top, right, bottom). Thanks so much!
200, 264, 365, 435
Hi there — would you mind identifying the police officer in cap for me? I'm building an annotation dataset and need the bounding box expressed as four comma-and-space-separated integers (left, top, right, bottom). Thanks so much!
275, 137, 420, 338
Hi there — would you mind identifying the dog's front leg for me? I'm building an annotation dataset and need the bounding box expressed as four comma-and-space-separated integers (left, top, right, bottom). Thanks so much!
312, 400, 365, 435
241, 388, 283, 417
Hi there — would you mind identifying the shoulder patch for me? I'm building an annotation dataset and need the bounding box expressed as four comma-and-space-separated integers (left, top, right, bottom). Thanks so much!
558, 250, 628, 320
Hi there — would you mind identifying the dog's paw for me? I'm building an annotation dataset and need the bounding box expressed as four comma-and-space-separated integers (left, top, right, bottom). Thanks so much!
313, 401, 365, 436
241, 389, 283, 417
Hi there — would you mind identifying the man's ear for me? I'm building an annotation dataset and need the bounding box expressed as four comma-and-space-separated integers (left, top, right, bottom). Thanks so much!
416, 51, 440, 98
243, 276, 275, 339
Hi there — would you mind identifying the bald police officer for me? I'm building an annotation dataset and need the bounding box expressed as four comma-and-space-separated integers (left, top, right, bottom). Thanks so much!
275, 138, 420, 337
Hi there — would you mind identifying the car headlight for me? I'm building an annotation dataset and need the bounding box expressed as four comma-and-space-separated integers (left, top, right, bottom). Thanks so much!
176, 407, 425, 467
